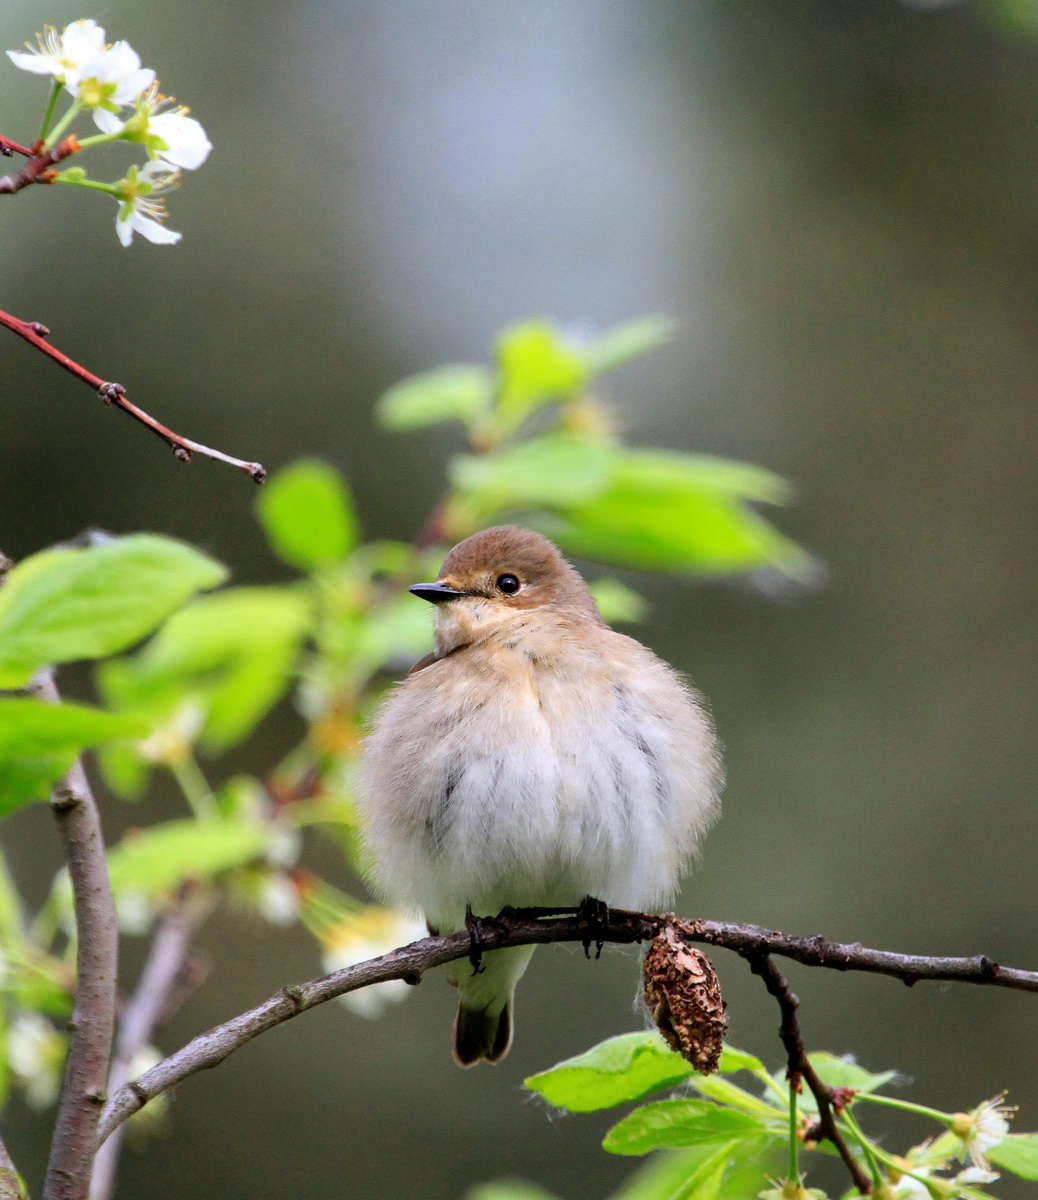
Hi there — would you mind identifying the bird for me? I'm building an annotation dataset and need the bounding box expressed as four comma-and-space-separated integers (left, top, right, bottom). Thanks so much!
357, 525, 721, 1066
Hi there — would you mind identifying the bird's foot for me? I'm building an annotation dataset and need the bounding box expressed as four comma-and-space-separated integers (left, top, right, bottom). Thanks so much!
577, 895, 611, 959
464, 905, 509, 976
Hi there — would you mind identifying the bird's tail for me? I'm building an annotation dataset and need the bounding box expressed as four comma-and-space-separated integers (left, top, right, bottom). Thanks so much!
446, 944, 536, 1066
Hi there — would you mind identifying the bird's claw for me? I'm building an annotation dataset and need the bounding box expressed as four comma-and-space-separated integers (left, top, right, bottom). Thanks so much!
465, 904, 488, 975
578, 895, 610, 959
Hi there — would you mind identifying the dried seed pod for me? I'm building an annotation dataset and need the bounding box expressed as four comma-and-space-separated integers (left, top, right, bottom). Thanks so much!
643, 920, 727, 1074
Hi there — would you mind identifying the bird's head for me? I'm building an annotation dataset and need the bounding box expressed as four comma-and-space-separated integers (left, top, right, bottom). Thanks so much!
410, 525, 601, 654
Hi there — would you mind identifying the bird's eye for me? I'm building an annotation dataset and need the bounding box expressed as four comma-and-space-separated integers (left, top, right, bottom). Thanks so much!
496, 574, 521, 595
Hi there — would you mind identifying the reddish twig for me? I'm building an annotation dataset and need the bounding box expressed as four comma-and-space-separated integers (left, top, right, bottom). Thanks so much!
96, 910, 1038, 1148
747, 952, 871, 1196
0, 134, 33, 158
0, 309, 266, 481
29, 671, 119, 1200
0, 136, 79, 193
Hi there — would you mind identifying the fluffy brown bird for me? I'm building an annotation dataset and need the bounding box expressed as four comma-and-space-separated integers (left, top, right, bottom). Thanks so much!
358, 526, 721, 1065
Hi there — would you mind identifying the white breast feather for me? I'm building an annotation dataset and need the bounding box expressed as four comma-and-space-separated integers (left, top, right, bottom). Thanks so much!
358, 612, 720, 934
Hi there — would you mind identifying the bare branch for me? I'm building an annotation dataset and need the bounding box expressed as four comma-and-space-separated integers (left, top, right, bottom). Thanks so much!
96, 909, 1038, 1148
0, 309, 266, 482
0, 134, 33, 158
747, 952, 871, 1196
29, 672, 118, 1200
89, 886, 213, 1200
0, 1140, 27, 1200
0, 136, 79, 193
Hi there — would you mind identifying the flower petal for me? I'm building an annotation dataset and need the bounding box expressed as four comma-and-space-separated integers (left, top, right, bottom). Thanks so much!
131, 211, 181, 245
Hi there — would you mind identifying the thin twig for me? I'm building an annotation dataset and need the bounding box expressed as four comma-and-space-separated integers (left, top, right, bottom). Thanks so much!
0, 136, 78, 193
0, 134, 33, 158
89, 886, 213, 1200
96, 910, 1038, 1147
747, 952, 871, 1196
29, 672, 119, 1200
0, 309, 266, 481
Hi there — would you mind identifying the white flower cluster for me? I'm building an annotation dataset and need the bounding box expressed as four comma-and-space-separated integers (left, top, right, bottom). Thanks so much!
6, 19, 212, 245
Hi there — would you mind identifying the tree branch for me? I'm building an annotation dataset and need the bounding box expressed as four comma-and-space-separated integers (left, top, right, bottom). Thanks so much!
0, 1140, 26, 1200
96, 910, 1038, 1148
0, 309, 266, 481
0, 137, 79, 193
89, 885, 213, 1200
29, 672, 119, 1200
0, 134, 33, 158
747, 951, 871, 1196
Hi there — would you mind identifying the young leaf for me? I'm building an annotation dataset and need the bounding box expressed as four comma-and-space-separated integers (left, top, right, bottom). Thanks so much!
98, 587, 312, 752
377, 365, 493, 431
496, 320, 588, 423
0, 700, 146, 816
553, 450, 810, 578
0, 535, 226, 687
105, 818, 272, 898
450, 434, 613, 514
464, 1184, 561, 1200
581, 315, 677, 375
805, 1053, 897, 1095
603, 1099, 767, 1156
588, 579, 648, 625
525, 1032, 695, 1112
989, 1134, 1038, 1180
717, 1046, 768, 1076
258, 459, 357, 571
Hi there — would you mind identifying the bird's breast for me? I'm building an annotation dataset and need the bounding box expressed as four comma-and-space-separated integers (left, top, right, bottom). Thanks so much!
359, 615, 718, 925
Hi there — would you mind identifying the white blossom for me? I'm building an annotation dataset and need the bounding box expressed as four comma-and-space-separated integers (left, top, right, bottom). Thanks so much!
72, 39, 154, 110
322, 909, 426, 1019
94, 83, 211, 170
113, 161, 181, 247
951, 1097, 1014, 1170
257, 874, 300, 926
7, 1013, 65, 1110
6, 20, 105, 85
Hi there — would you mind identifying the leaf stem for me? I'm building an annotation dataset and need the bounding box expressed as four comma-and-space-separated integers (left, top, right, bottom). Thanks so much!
39, 80, 62, 142
43, 101, 82, 151
73, 132, 125, 152
855, 1092, 953, 1126
169, 756, 218, 822
52, 175, 118, 194
788, 1080, 799, 1184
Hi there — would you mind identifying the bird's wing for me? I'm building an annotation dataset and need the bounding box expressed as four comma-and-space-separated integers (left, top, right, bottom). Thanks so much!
407, 650, 440, 676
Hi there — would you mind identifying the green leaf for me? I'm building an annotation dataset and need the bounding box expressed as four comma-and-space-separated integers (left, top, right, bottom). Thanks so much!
691, 1076, 784, 1121
588, 579, 648, 625
603, 1099, 766, 1156
451, 434, 613, 514
0, 700, 145, 816
553, 450, 810, 578
582, 315, 677, 375
525, 1032, 695, 1113
98, 587, 311, 752
355, 593, 434, 675
464, 1184, 561, 1200
377, 365, 493, 431
805, 1053, 896, 1095
496, 320, 589, 422
612, 1139, 776, 1200
0, 535, 226, 687
258, 460, 357, 571
106, 818, 272, 898
717, 1046, 768, 1076
990, 1134, 1038, 1180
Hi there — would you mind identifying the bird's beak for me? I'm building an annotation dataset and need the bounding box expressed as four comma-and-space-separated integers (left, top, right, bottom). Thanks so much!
409, 582, 469, 604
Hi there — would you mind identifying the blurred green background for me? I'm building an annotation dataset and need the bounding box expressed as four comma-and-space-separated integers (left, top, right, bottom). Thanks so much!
3, 0, 1038, 1196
